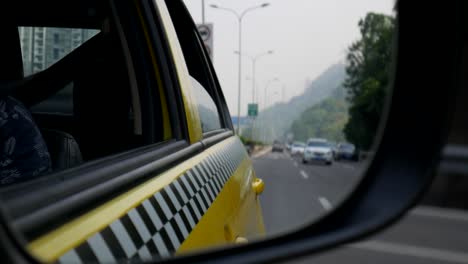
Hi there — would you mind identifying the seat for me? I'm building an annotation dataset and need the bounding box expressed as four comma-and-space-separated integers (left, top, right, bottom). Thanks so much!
0, 24, 83, 179
0, 25, 52, 185
41, 129, 83, 171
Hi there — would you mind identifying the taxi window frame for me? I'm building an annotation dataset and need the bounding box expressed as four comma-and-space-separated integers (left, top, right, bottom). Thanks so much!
164, 0, 234, 138
136, 0, 189, 142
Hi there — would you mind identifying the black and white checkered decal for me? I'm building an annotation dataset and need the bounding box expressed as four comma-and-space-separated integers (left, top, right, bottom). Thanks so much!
58, 139, 246, 263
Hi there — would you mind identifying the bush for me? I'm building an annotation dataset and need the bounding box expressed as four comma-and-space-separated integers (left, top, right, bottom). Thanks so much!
239, 135, 265, 146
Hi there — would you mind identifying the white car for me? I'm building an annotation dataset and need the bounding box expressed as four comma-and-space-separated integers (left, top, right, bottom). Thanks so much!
302, 138, 333, 165
290, 142, 306, 156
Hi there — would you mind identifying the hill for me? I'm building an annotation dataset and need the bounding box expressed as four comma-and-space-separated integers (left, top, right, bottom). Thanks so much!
250, 63, 346, 143
289, 86, 348, 142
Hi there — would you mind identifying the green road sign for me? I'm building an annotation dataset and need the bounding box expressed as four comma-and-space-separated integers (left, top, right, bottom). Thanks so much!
248, 103, 258, 117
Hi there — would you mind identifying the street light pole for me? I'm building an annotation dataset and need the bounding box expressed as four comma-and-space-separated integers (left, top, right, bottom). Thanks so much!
202, 0, 205, 24
234, 50, 273, 104
234, 50, 273, 143
211, 3, 270, 135
252, 56, 256, 103
252, 51, 273, 104
263, 78, 280, 109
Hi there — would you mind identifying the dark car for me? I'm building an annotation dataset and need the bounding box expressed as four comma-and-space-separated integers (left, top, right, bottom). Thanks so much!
329, 142, 338, 159
272, 140, 284, 152
335, 143, 359, 161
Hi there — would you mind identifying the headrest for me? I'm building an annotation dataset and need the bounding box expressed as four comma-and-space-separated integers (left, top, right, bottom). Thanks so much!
0, 24, 24, 83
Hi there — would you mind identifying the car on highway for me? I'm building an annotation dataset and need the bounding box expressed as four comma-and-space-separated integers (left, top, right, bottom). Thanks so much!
272, 140, 285, 152
329, 141, 338, 160
335, 143, 359, 161
0, 0, 265, 263
302, 138, 334, 165
290, 142, 306, 156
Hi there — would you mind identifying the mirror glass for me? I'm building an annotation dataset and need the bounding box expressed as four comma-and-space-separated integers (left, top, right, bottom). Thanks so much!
184, 0, 395, 236
0, 0, 396, 262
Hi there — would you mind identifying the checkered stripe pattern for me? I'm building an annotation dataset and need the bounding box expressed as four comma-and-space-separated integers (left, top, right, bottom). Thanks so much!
58, 140, 245, 263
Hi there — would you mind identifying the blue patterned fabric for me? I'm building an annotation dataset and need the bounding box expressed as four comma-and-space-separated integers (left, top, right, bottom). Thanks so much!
0, 96, 51, 186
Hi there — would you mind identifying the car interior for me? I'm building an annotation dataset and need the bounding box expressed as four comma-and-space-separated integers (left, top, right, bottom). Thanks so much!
0, 1, 154, 180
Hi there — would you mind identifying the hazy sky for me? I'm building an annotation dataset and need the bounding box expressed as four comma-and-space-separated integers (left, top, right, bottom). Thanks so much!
183, 0, 395, 116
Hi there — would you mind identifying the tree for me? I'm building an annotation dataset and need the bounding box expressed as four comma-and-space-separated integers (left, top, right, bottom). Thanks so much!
343, 13, 395, 150
289, 87, 348, 143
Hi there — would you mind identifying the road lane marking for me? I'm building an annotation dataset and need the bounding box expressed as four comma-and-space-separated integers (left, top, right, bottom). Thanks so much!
411, 206, 468, 222
318, 197, 332, 211
300, 170, 308, 179
251, 147, 272, 159
350, 240, 468, 263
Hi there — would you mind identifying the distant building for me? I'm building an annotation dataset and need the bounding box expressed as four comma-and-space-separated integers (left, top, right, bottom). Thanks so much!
19, 27, 98, 76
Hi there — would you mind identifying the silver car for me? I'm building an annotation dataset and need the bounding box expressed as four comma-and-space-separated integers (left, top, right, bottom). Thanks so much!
290, 142, 306, 156
302, 138, 333, 165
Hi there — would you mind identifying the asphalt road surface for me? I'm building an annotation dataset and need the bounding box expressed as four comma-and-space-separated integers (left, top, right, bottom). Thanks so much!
253, 150, 468, 264
254, 149, 363, 235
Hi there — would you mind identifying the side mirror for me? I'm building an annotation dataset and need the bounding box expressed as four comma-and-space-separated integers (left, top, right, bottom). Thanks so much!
160, 1, 460, 263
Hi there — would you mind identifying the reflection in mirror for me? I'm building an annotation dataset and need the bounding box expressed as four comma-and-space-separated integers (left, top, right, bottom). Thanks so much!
190, 76, 223, 132
0, 0, 396, 263
185, 0, 395, 237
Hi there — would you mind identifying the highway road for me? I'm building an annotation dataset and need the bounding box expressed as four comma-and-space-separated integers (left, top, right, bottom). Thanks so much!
253, 150, 468, 264
254, 149, 363, 235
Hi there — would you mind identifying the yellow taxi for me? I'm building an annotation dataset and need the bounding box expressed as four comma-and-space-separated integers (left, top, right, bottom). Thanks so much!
0, 0, 265, 262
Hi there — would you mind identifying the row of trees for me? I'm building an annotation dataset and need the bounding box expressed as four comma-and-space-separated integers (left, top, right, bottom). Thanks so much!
287, 12, 394, 149
343, 13, 395, 150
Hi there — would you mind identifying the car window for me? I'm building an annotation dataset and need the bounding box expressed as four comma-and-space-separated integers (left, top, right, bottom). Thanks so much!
19, 27, 99, 76
165, 0, 230, 135
18, 27, 99, 115
190, 76, 222, 132
340, 144, 355, 150
307, 141, 330, 147
1, 2, 173, 185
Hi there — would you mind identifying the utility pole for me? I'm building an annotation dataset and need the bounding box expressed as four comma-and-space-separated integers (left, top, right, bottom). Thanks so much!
211, 3, 270, 135
234, 50, 273, 104
202, 0, 205, 24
